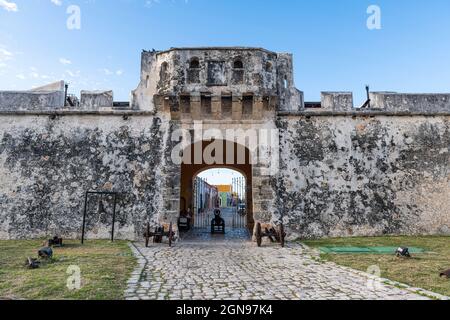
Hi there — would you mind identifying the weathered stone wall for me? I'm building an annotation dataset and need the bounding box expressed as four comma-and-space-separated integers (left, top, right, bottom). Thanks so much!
278, 115, 450, 239
0, 114, 170, 240
1, 112, 449, 240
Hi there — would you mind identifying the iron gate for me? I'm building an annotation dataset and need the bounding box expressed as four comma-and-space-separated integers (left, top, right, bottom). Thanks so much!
192, 176, 248, 230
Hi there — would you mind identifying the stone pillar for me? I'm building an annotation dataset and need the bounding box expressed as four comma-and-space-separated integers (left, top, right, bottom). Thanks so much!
154, 95, 164, 113
190, 93, 201, 120
162, 96, 171, 113
169, 96, 180, 121
211, 95, 222, 120
252, 172, 273, 224
253, 96, 264, 120
232, 94, 243, 121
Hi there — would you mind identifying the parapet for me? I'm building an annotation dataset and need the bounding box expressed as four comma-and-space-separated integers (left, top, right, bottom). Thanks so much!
369, 92, 450, 112
80, 90, 114, 110
320, 92, 353, 111
0, 81, 65, 111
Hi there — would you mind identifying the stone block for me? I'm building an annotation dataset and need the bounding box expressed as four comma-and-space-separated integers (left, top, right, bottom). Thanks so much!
80, 90, 113, 110
321, 92, 353, 111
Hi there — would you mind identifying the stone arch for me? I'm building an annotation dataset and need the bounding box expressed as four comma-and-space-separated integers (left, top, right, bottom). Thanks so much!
179, 139, 254, 232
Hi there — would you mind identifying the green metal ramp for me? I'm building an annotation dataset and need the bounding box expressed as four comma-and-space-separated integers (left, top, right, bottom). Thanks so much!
319, 246, 426, 254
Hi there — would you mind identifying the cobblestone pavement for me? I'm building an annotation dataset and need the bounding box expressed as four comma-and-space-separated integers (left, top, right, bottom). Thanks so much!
125, 235, 446, 300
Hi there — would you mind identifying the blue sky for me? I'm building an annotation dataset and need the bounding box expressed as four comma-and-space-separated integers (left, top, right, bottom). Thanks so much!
1, 0, 449, 104
198, 168, 244, 186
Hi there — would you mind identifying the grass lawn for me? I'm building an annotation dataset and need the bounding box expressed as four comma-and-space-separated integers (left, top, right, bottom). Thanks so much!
303, 236, 450, 297
0, 240, 136, 300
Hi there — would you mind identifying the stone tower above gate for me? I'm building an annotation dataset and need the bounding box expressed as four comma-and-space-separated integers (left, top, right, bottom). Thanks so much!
131, 47, 304, 116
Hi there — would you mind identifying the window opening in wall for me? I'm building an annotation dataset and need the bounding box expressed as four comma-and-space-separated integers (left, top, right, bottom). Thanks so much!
160, 62, 169, 83
233, 60, 244, 69
190, 58, 200, 69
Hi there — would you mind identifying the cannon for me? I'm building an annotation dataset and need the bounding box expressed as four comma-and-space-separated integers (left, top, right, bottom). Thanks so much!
144, 222, 175, 247
255, 222, 286, 248
38, 247, 53, 259
46, 236, 63, 247
211, 209, 225, 234
25, 257, 40, 269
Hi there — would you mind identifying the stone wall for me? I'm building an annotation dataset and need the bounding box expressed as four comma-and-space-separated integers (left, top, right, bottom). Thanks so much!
0, 111, 449, 240
0, 114, 170, 239
1, 47, 449, 241
278, 114, 450, 239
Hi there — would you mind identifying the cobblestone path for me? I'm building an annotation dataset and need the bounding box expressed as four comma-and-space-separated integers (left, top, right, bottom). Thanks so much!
125, 236, 449, 300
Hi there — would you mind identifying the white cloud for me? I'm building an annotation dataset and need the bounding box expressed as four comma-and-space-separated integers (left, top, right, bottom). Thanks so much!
0, 0, 18, 12
0, 48, 13, 68
51, 0, 62, 6
101, 68, 123, 76
65, 69, 80, 77
16, 74, 26, 80
0, 48, 13, 61
59, 57, 72, 65
102, 68, 113, 76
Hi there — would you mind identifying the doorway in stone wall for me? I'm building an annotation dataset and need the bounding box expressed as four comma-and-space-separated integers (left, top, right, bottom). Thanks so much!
179, 140, 253, 241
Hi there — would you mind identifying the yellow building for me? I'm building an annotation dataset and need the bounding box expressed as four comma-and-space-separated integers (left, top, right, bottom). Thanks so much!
215, 185, 232, 208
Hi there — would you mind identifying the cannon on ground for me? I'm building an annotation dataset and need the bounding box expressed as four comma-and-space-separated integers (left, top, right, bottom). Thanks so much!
144, 222, 175, 247
46, 236, 63, 247
211, 209, 225, 234
255, 222, 286, 248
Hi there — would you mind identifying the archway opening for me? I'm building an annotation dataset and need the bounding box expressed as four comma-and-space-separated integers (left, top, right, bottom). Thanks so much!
179, 140, 254, 240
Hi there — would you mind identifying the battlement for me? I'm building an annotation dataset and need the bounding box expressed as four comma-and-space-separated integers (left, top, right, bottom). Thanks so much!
0, 81, 65, 111
1, 48, 449, 115
301, 91, 450, 114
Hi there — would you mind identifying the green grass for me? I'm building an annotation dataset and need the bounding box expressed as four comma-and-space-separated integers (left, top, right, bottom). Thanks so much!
303, 236, 450, 297
0, 240, 136, 300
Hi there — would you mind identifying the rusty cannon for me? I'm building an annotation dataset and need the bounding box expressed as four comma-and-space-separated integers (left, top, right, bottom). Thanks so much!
144, 222, 175, 247
255, 222, 286, 248
211, 209, 225, 234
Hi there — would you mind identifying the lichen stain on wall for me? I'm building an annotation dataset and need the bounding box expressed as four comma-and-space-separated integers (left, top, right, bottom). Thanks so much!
0, 115, 167, 239
278, 116, 450, 239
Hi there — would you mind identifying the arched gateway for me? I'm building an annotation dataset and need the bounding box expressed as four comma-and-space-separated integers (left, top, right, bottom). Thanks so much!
180, 140, 254, 232
131, 47, 298, 238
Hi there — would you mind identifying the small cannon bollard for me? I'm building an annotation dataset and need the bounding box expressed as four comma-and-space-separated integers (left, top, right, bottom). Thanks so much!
144, 222, 175, 247
255, 222, 286, 248
211, 209, 225, 234
38, 247, 53, 259
44, 236, 63, 247
25, 257, 40, 269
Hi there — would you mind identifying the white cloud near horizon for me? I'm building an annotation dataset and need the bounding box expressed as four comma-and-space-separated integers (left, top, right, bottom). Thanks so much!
59, 57, 72, 65
102, 68, 124, 76
0, 48, 13, 68
0, 0, 18, 12
51, 0, 62, 6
